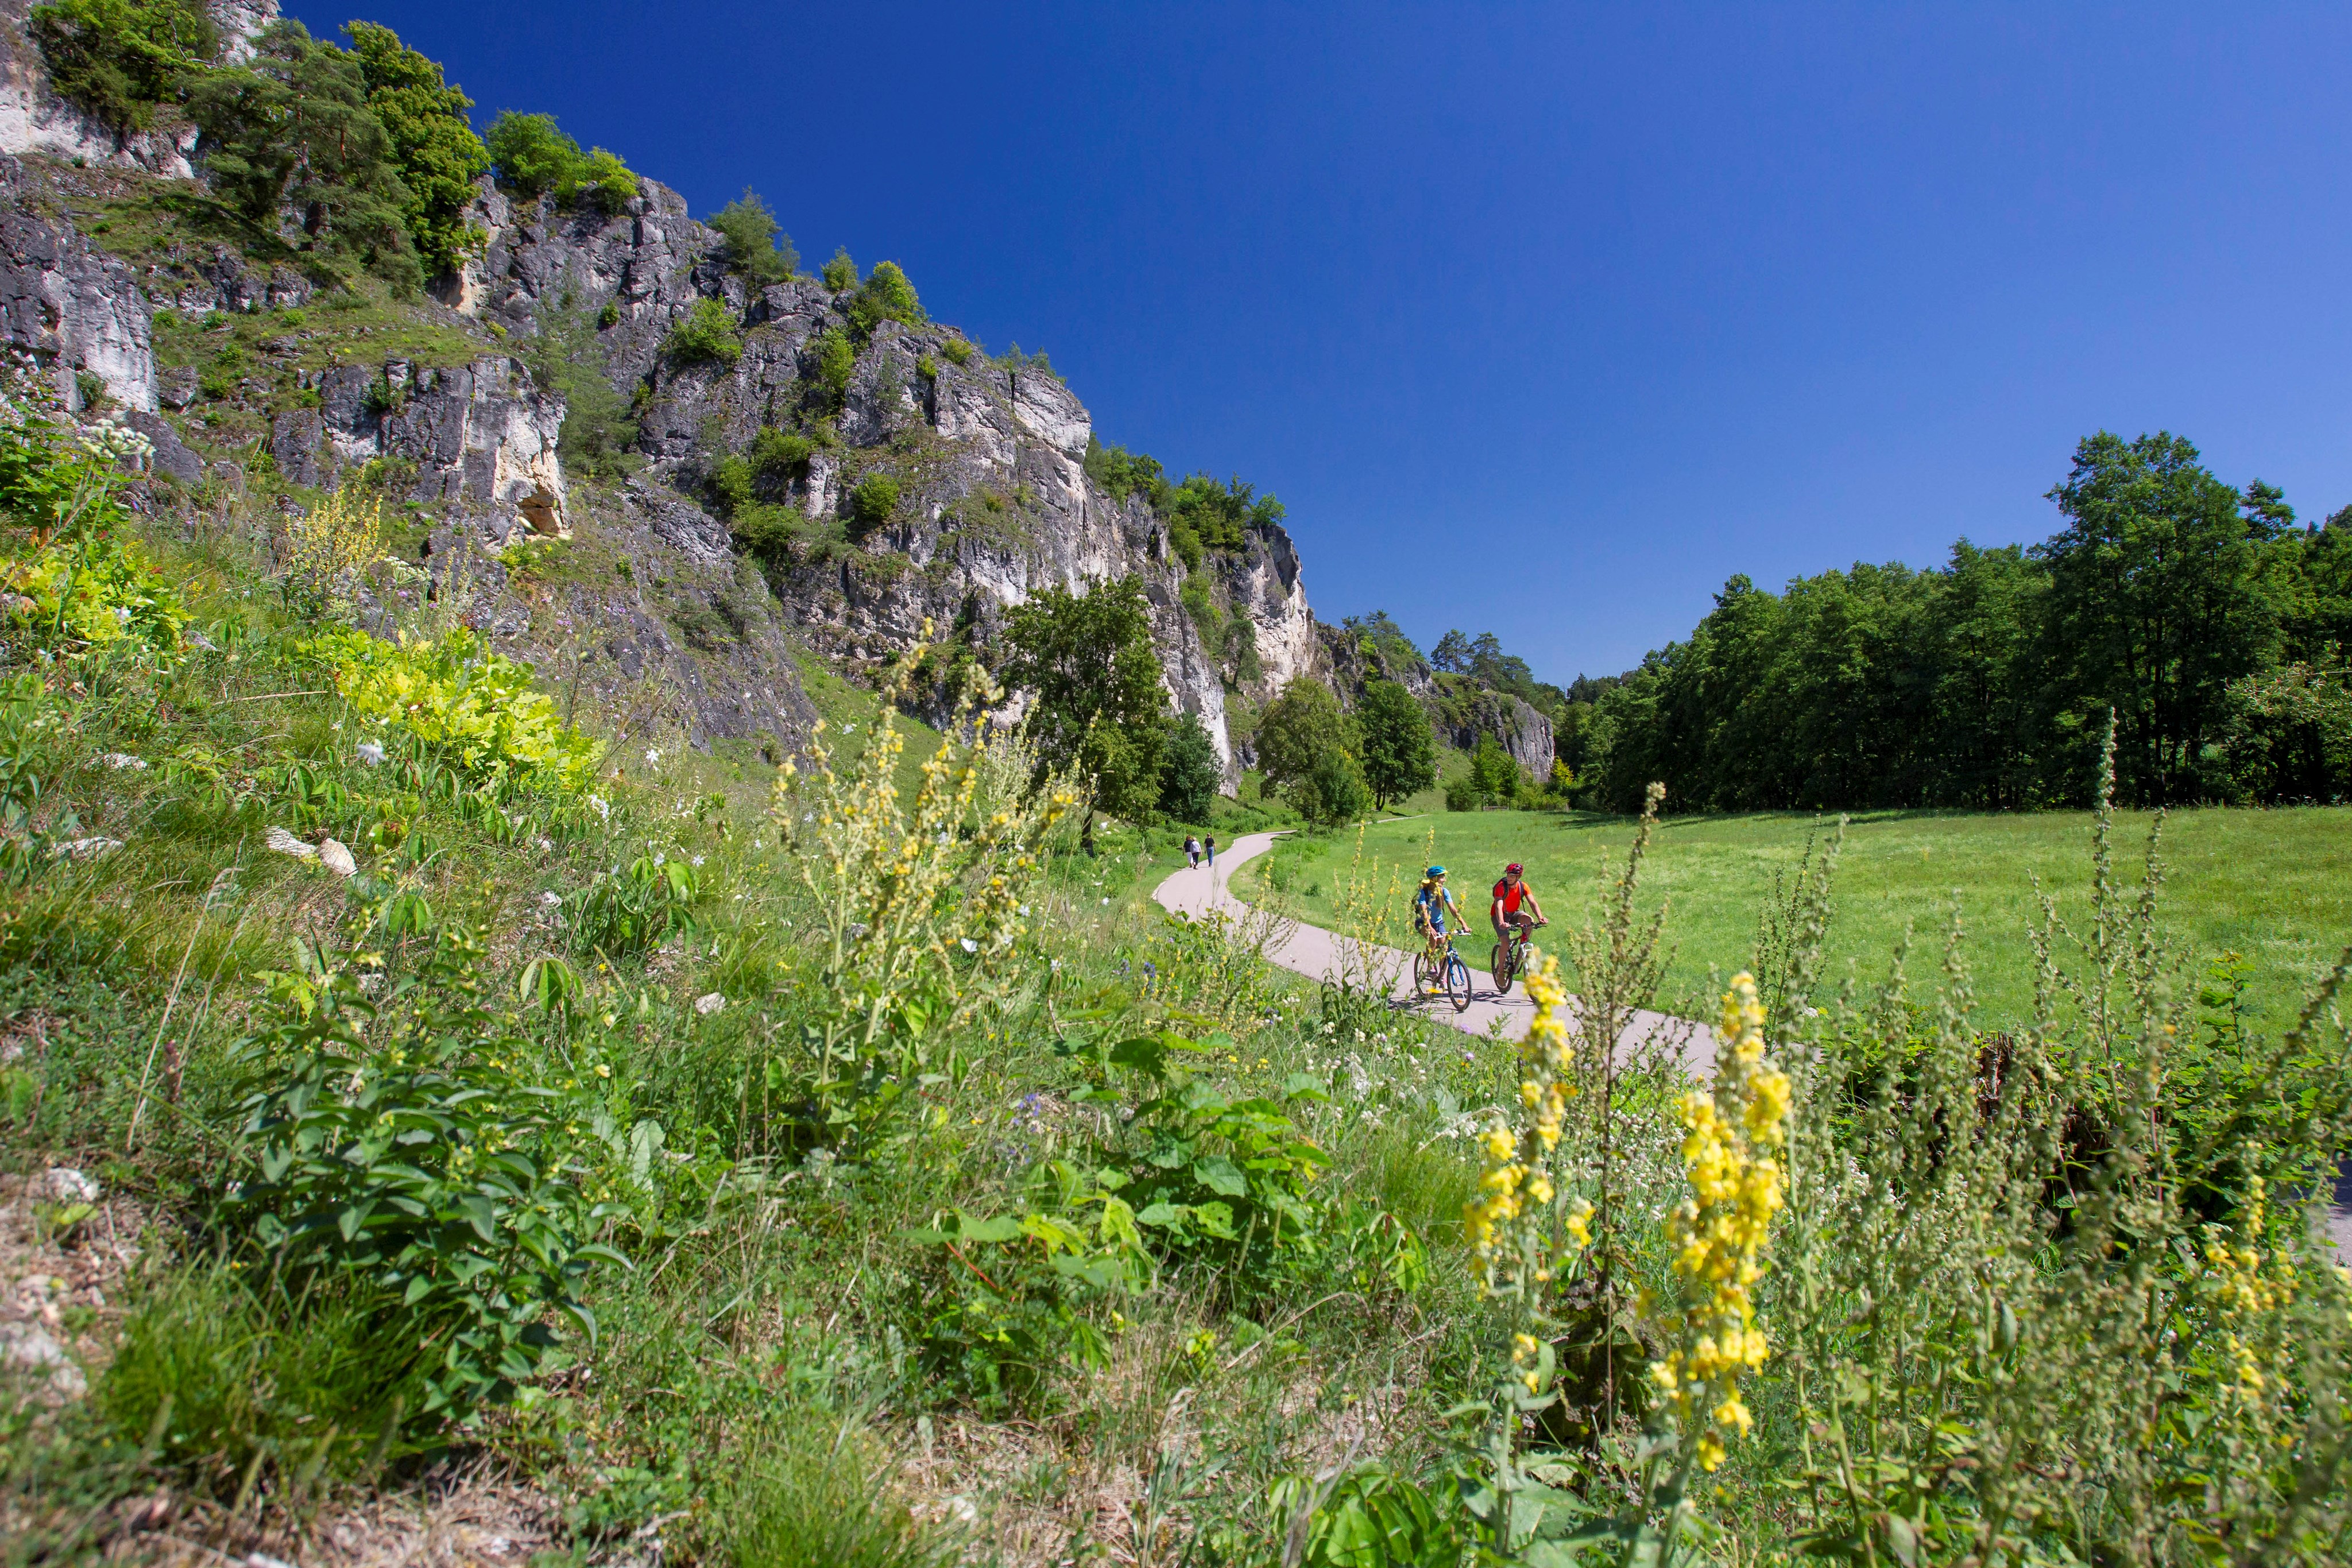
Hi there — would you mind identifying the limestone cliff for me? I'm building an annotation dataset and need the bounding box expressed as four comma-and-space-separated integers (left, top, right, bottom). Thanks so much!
0, 2, 1326, 785
457, 177, 1320, 783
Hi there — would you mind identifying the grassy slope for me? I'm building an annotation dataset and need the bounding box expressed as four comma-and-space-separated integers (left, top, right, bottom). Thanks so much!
1238, 806, 2352, 1031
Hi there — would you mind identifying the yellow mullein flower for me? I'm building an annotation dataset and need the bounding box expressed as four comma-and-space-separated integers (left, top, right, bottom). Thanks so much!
1650, 972, 1789, 1472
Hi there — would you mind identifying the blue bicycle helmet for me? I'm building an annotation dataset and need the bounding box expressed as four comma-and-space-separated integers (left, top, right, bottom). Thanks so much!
1426, 865, 1446, 878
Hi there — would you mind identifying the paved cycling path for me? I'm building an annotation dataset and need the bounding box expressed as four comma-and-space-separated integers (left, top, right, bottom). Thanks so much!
1155, 831, 2352, 1261
1151, 829, 1717, 1074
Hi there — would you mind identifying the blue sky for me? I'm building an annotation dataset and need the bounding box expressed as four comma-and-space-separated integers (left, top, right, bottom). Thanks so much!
292, 2, 2352, 686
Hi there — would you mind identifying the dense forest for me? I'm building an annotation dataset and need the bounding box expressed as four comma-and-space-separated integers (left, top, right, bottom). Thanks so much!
1568, 432, 2352, 811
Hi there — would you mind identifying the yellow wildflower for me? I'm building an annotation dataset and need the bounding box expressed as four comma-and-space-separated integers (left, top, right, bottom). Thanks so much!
1650, 972, 1789, 1472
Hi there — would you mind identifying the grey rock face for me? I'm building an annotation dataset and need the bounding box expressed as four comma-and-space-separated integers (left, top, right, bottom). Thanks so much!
459, 177, 1318, 786
123, 408, 202, 485
0, 154, 153, 409
270, 355, 568, 537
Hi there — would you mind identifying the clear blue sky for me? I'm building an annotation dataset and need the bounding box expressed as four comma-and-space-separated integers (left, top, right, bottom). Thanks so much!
292, 2, 2352, 686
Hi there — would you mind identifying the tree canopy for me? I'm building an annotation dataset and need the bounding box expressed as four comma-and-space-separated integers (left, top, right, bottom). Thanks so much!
1355, 678, 1436, 808
189, 20, 421, 291
1001, 576, 1170, 847
345, 21, 488, 278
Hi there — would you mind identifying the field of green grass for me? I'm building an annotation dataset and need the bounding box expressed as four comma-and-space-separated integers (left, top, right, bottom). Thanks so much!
1236, 806, 2352, 1033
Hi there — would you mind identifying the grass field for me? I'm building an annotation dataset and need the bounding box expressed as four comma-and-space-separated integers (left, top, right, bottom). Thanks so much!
1236, 806, 2352, 1034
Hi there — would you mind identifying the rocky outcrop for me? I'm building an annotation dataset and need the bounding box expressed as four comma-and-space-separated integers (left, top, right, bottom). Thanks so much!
0, 0, 277, 180
455, 175, 1314, 786
1317, 618, 1557, 777
270, 357, 570, 538
0, 154, 152, 411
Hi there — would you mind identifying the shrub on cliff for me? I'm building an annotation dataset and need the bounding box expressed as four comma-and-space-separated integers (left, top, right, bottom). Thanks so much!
30, 0, 216, 135
821, 246, 858, 292
708, 189, 796, 285
485, 110, 641, 215
524, 291, 640, 479
848, 261, 925, 336
664, 299, 742, 369
846, 474, 900, 536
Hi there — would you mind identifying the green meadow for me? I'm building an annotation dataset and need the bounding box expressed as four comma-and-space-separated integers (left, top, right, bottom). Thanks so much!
1237, 806, 2352, 1033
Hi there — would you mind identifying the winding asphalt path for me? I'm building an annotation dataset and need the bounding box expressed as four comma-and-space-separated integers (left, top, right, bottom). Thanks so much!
1151, 829, 1717, 1074
1151, 830, 2352, 1260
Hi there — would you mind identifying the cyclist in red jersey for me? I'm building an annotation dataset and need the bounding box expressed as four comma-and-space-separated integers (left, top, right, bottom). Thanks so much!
1490, 862, 1548, 944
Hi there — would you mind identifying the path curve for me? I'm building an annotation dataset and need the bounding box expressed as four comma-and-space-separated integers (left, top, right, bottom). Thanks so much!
1153, 831, 2352, 1261
1151, 830, 1716, 1075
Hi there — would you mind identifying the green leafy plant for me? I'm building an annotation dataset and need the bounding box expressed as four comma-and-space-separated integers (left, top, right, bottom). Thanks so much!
708, 188, 796, 285
222, 930, 627, 1415
663, 298, 742, 369
821, 246, 858, 292
483, 109, 640, 214
846, 473, 899, 535
900, 1172, 1144, 1412
568, 849, 699, 958
311, 626, 604, 792
848, 261, 924, 336
1075, 1029, 1332, 1297
940, 335, 973, 367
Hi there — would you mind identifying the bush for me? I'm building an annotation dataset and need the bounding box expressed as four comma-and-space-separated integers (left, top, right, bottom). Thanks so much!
821, 246, 858, 292
848, 260, 924, 336
846, 473, 899, 535
663, 298, 742, 369
568, 848, 699, 958
572, 146, 639, 214
730, 501, 803, 557
483, 110, 577, 198
808, 328, 855, 412
940, 335, 973, 367
707, 188, 795, 284
523, 291, 640, 479
1288, 746, 1371, 826
222, 932, 626, 1415
749, 425, 813, 485
483, 109, 640, 214
311, 625, 604, 792
900, 1190, 1140, 1412
30, 0, 216, 135
1075, 1030, 1335, 1303
1443, 772, 1479, 812
0, 413, 185, 657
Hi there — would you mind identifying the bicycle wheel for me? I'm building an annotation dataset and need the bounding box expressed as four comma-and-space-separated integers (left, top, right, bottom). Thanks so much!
1412, 947, 1437, 996
1490, 941, 1511, 993
1445, 949, 1473, 1012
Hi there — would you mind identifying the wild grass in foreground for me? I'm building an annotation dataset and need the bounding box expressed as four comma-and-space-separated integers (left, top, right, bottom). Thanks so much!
3, 367, 2351, 1566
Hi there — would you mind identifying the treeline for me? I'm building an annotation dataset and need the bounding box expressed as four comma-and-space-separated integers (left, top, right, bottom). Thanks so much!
1576, 432, 2352, 812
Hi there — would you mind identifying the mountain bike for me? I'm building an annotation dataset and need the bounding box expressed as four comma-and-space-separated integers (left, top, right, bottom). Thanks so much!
1412, 933, 1474, 1013
1490, 917, 1548, 994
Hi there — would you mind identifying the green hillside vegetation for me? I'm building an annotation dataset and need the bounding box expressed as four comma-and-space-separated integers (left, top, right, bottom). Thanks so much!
3, 13, 2352, 1566
1241, 806, 2352, 1035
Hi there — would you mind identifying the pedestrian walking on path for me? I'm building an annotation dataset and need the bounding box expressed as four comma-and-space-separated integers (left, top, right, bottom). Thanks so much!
1204, 835, 1217, 868
1183, 834, 1201, 869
